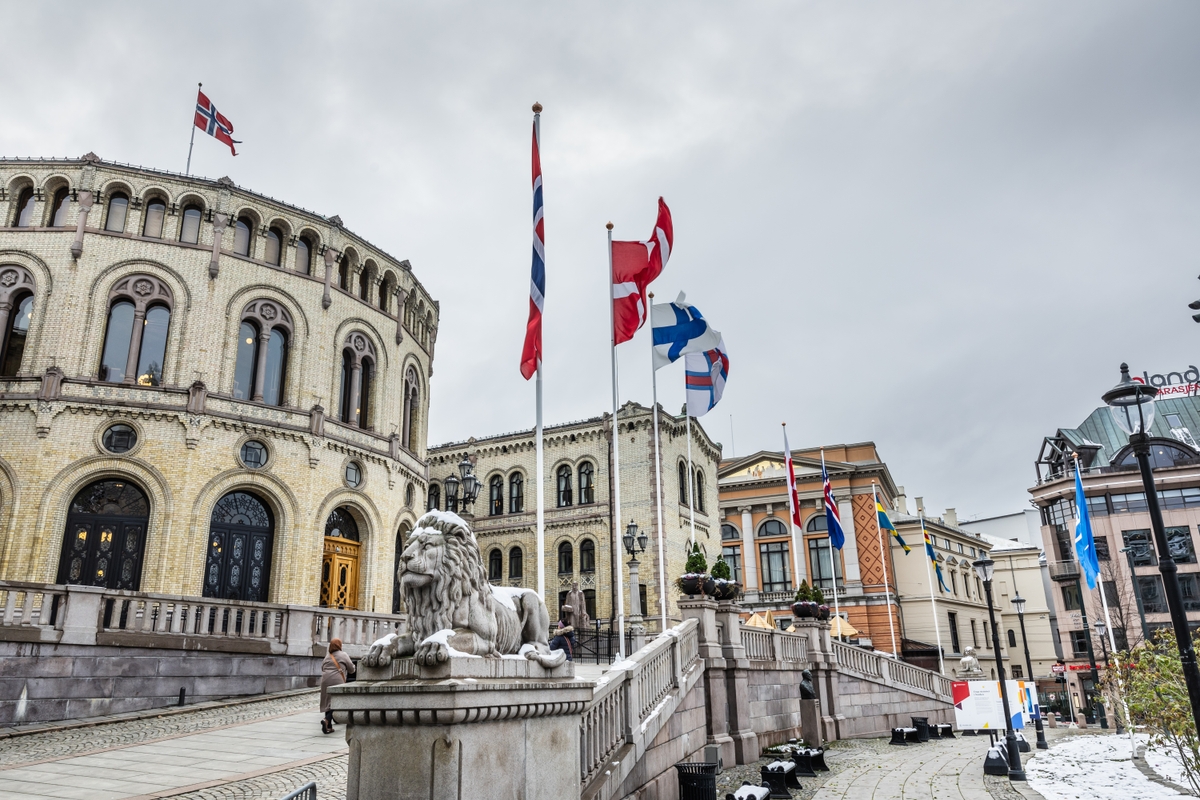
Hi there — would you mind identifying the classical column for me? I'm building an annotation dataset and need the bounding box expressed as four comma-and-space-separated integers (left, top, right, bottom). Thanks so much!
322, 248, 338, 309
394, 287, 407, 344
0, 300, 11, 354
838, 496, 862, 583
123, 307, 146, 384
70, 191, 94, 260
348, 361, 362, 427
209, 213, 228, 279
740, 507, 757, 591
251, 328, 272, 402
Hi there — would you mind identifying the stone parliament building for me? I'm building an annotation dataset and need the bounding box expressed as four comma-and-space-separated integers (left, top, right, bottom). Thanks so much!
0, 155, 437, 614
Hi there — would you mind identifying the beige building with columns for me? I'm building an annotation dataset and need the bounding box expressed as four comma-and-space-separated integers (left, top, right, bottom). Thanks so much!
427, 401, 721, 626
0, 155, 436, 613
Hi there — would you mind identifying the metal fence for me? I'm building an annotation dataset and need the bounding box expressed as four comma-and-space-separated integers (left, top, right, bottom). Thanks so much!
570, 620, 636, 664
278, 781, 317, 800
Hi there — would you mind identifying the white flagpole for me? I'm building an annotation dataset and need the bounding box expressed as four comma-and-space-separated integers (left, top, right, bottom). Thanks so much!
534, 108, 545, 608
920, 514, 946, 675
686, 413, 696, 545
784, 425, 802, 587
820, 450, 840, 638
649, 292, 668, 633
607, 222, 626, 659
873, 482, 899, 656
186, 82, 200, 175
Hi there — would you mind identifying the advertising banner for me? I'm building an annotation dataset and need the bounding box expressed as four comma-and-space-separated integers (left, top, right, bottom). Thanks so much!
951, 681, 1028, 730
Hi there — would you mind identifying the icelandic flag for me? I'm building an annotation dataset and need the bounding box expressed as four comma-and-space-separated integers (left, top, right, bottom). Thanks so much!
1074, 464, 1101, 590
520, 116, 545, 381
877, 500, 911, 553
194, 89, 241, 156
650, 293, 721, 371
612, 198, 672, 345
822, 456, 846, 550
922, 518, 950, 592
685, 337, 729, 417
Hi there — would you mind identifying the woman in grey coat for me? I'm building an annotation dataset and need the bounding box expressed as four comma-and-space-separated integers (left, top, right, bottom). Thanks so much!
320, 637, 355, 734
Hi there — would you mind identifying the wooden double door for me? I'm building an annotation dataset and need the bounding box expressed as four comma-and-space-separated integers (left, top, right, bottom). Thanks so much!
321, 536, 360, 609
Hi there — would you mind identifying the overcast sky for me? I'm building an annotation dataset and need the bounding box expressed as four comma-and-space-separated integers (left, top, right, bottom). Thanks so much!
4, 2, 1199, 520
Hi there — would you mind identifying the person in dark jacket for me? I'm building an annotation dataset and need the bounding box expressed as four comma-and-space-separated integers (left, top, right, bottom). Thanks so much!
319, 638, 355, 733
549, 607, 576, 661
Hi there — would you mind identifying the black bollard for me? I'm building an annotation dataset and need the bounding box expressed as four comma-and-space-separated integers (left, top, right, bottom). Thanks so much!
178, 687, 186, 706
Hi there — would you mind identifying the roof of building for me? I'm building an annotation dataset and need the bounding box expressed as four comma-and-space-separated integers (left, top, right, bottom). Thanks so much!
977, 532, 1038, 553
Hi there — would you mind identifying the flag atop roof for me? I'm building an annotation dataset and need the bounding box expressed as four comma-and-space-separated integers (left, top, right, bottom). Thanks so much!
194, 88, 240, 156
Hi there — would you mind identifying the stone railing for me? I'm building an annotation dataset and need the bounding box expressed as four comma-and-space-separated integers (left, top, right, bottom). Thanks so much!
830, 639, 884, 678
830, 639, 951, 699
741, 626, 808, 663
0, 581, 404, 659
580, 618, 700, 793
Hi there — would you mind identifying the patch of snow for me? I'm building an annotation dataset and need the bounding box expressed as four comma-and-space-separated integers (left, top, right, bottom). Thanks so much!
639, 695, 674, 735
370, 632, 398, 649
1026, 733, 1186, 799
420, 509, 471, 530
491, 585, 535, 611
518, 643, 536, 656
608, 659, 639, 672
1146, 740, 1193, 791
420, 628, 480, 658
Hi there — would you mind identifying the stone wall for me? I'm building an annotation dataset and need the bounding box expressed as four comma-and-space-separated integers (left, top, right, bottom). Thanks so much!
613, 678, 709, 800
0, 641, 320, 725
827, 670, 954, 739
745, 661, 806, 749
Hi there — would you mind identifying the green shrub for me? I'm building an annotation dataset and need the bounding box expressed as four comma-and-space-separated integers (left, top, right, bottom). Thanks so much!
794, 581, 812, 602
711, 556, 732, 580
684, 542, 707, 575
811, 585, 825, 605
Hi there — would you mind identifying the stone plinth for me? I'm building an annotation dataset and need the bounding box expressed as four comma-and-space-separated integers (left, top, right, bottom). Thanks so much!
799, 698, 823, 748
331, 658, 592, 800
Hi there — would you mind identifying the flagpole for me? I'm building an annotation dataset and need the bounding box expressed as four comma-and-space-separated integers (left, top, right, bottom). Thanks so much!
873, 482, 899, 656
608, 222, 627, 660
686, 413, 696, 545
920, 514, 946, 675
186, 82, 200, 175
533, 106, 545, 608
784, 425, 801, 591
821, 450, 840, 638
649, 292, 668, 633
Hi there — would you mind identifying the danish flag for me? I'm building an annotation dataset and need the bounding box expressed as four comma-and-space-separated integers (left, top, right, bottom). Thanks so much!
611, 198, 672, 344
519, 115, 545, 380
194, 89, 241, 156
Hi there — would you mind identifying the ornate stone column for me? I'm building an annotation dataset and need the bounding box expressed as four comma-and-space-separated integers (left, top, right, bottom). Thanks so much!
394, 287, 407, 344
322, 248, 338, 309
123, 307, 147, 384
251, 328, 272, 402
348, 362, 362, 427
209, 213, 228, 279
740, 506, 757, 591
70, 190, 94, 260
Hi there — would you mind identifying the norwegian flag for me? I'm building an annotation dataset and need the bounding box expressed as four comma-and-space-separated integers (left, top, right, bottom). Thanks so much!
194, 89, 241, 156
519, 114, 545, 380
822, 454, 846, 550
611, 198, 672, 344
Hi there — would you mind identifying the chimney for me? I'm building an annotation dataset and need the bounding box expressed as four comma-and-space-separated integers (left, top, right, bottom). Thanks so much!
915, 496, 925, 516
944, 508, 958, 527
895, 486, 908, 515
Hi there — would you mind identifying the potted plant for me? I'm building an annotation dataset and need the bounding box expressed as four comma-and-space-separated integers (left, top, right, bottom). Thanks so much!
791, 581, 819, 618
677, 542, 711, 596
709, 556, 740, 600
811, 585, 831, 621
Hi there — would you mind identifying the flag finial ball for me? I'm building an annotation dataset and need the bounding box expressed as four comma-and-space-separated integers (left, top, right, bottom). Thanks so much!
606, 222, 613, 230
648, 292, 655, 299
532, 102, 543, 113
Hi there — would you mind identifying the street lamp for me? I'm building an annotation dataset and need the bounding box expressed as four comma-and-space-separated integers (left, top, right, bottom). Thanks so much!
974, 556, 1026, 781
622, 519, 647, 620
1103, 362, 1200, 737
1012, 594, 1048, 750
444, 455, 481, 513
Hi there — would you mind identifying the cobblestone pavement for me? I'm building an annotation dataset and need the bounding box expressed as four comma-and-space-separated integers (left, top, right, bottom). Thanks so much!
0, 691, 319, 770
166, 754, 347, 800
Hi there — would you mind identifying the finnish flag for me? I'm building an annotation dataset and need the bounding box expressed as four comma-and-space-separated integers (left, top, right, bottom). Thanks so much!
650, 293, 722, 372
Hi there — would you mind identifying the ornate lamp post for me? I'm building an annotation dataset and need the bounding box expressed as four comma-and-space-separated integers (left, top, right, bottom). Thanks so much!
444, 455, 481, 514
1012, 594, 1048, 750
1103, 363, 1200, 737
623, 519, 649, 650
974, 555, 1026, 781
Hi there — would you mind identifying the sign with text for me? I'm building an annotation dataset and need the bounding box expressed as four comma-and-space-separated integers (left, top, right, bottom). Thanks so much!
1051, 664, 1066, 674
951, 681, 1030, 730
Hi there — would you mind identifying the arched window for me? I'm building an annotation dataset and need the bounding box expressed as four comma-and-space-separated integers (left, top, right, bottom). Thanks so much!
806, 514, 828, 533
262, 329, 288, 406
580, 539, 596, 573
488, 549, 502, 581
179, 205, 202, 244
678, 461, 688, 505
57, 479, 150, 590
379, 273, 395, 312
97, 275, 174, 386
49, 188, 71, 227
338, 333, 377, 428
324, 506, 360, 541
264, 226, 283, 266
721, 524, 740, 541
296, 235, 313, 274
1115, 440, 1200, 470
401, 367, 419, 450
338, 257, 350, 290
694, 469, 705, 513
142, 198, 166, 238
233, 322, 258, 400
509, 547, 523, 579
558, 541, 573, 574
1007, 629, 1017, 649
204, 491, 274, 602
12, 188, 34, 227
233, 215, 253, 256
428, 483, 440, 511
358, 268, 371, 301
405, 483, 415, 507
556, 465, 573, 507
759, 518, 788, 538
105, 192, 129, 232
509, 473, 524, 513
578, 462, 595, 504
1, 292, 33, 377
489, 475, 503, 516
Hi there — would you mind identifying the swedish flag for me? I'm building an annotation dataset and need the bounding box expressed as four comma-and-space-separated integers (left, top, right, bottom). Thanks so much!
922, 522, 950, 592
876, 501, 911, 553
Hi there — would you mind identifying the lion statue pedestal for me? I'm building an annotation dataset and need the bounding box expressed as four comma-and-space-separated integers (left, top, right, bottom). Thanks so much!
330, 511, 593, 800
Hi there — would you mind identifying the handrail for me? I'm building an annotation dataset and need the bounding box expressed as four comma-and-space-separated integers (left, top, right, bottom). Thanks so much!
0, 582, 67, 630
278, 781, 317, 800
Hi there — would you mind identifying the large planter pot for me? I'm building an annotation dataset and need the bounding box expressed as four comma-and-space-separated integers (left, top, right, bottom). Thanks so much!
817, 605, 831, 621
712, 580, 740, 600
791, 601, 819, 619
701, 577, 717, 597
679, 574, 704, 595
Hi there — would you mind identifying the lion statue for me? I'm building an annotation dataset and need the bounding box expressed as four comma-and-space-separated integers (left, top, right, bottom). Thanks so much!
364, 510, 567, 669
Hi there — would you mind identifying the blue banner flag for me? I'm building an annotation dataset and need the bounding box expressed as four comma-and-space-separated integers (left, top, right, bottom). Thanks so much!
1074, 465, 1101, 590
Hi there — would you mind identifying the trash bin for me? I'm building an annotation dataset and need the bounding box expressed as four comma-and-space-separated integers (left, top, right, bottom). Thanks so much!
911, 716, 930, 742
675, 761, 718, 800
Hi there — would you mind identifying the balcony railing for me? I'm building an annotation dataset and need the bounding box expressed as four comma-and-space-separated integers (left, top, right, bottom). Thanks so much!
1048, 559, 1081, 582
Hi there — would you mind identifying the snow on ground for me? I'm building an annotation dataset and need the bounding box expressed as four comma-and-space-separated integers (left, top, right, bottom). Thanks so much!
1026, 733, 1186, 800
1145, 740, 1194, 793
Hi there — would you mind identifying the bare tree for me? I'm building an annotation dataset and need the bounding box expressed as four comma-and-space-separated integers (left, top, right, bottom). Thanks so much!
1100, 559, 1143, 650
